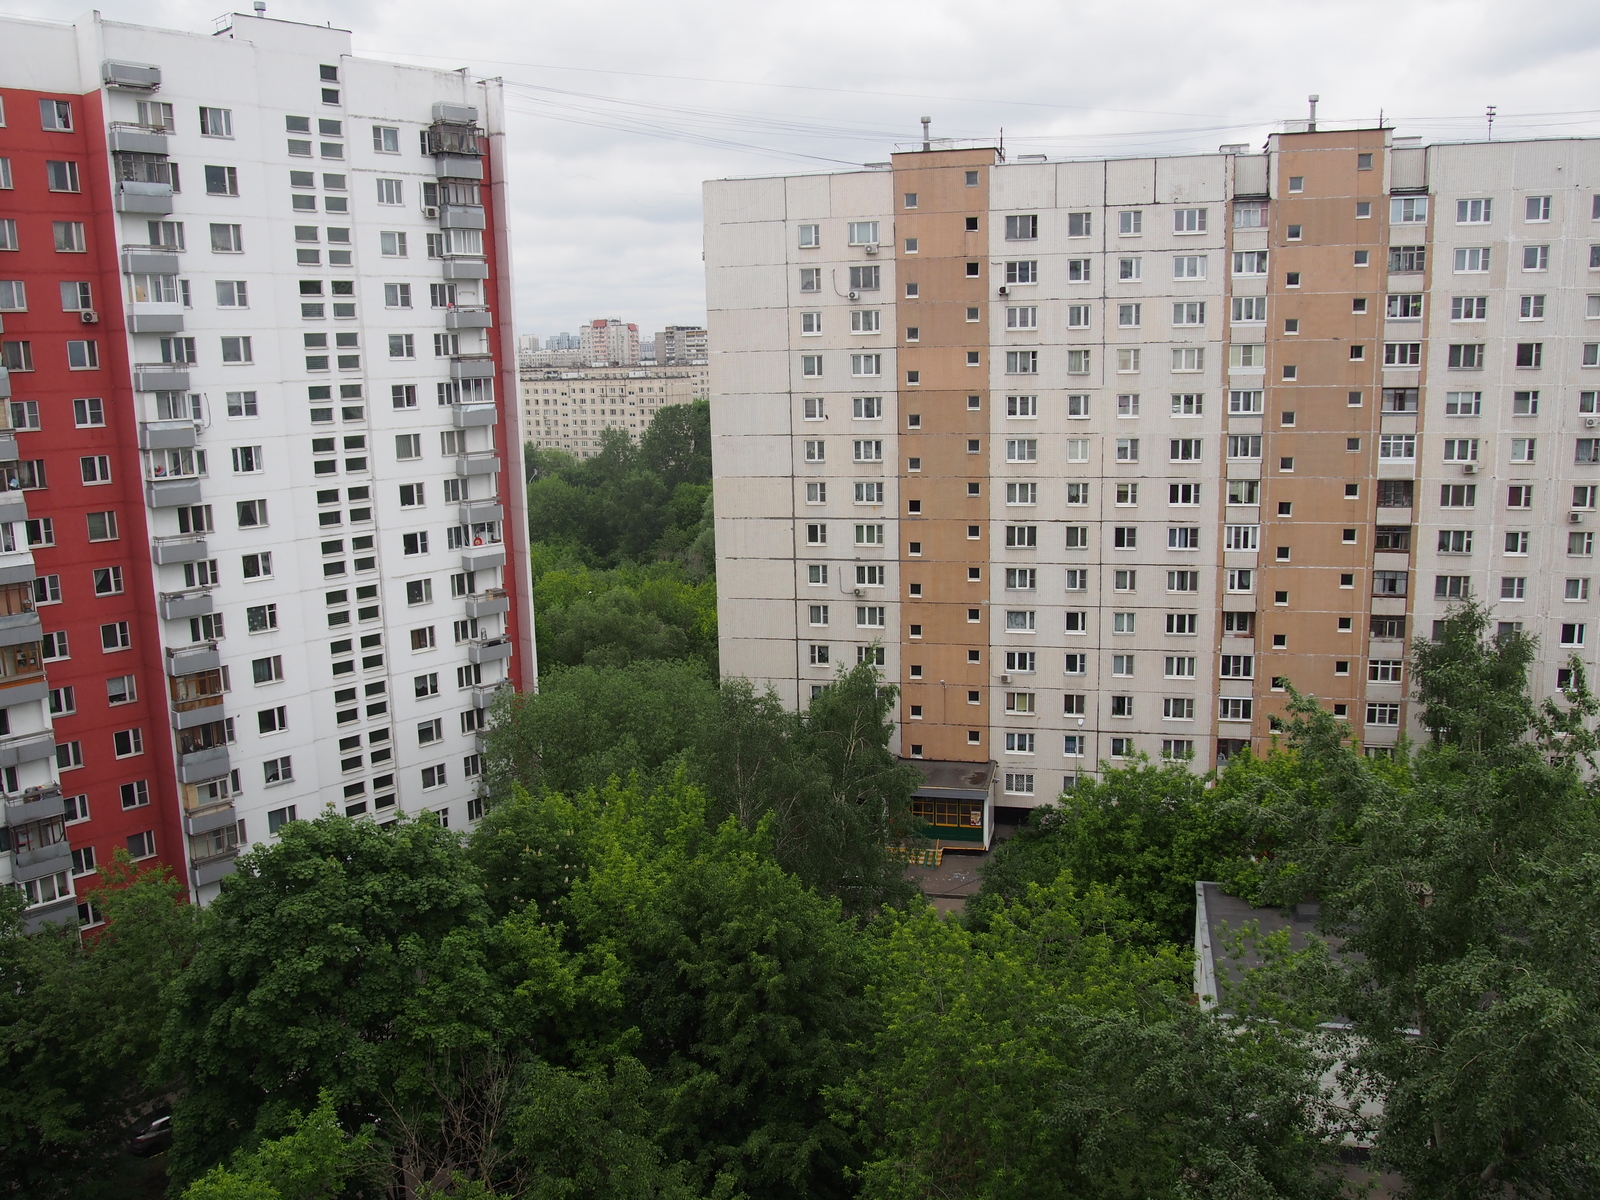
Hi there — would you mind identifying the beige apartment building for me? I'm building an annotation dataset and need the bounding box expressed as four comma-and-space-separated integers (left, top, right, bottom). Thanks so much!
522, 363, 710, 456
705, 128, 1600, 813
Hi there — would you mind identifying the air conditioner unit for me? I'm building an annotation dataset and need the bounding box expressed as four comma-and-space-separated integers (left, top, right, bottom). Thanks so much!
864, 243, 879, 255
1571, 511, 1586, 524
1462, 463, 1478, 474
999, 674, 1010, 684
997, 285, 1009, 296
852, 587, 863, 597
422, 206, 439, 218
847, 290, 859, 300
1586, 417, 1599, 428
79, 310, 99, 324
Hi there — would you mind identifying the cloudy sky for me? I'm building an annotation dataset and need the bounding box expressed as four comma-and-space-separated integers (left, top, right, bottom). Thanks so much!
14, 0, 1600, 341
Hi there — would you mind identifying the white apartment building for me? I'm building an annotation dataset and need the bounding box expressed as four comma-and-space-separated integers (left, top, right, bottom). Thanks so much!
1, 10, 532, 909
522, 363, 709, 455
706, 130, 1600, 826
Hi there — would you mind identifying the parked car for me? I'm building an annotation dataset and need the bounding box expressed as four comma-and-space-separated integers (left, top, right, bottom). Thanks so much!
129, 1111, 172, 1157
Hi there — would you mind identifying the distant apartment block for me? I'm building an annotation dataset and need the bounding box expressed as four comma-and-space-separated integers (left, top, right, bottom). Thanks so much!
578, 317, 639, 366
522, 362, 709, 456
706, 128, 1600, 823
0, 9, 533, 921
656, 324, 707, 365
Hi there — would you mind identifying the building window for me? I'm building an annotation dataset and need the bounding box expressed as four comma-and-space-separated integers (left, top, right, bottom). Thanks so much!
45, 160, 80, 192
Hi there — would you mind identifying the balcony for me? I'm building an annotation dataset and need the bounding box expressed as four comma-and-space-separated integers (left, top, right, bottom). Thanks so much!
454, 454, 501, 480
435, 153, 484, 180
0, 731, 57, 770
122, 247, 181, 275
464, 589, 509, 619
0, 547, 35, 588
432, 101, 480, 125
0, 610, 41, 648
471, 680, 512, 709
152, 535, 209, 565
133, 363, 189, 391
102, 60, 162, 90
108, 122, 170, 153
115, 180, 175, 215
0, 493, 25, 524
171, 699, 225, 730
4, 787, 64, 829
460, 543, 506, 572
13, 836, 70, 875
452, 402, 497, 427
147, 479, 203, 508
440, 204, 486, 230
468, 637, 512, 665
0, 679, 47, 705
177, 744, 230, 784
166, 642, 220, 677
159, 588, 213, 619
442, 257, 489, 281
450, 355, 495, 381
0, 644, 45, 690
139, 419, 198, 450
0, 433, 17, 463
186, 804, 237, 836
128, 304, 185, 334
445, 306, 493, 330
23, 895, 78, 934
192, 851, 238, 888
459, 500, 503, 524
0, 367, 9, 400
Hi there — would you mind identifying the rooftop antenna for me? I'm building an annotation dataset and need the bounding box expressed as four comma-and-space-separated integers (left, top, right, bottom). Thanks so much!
1486, 105, 1497, 141
253, 0, 265, 13
998, 126, 1005, 162
920, 116, 931, 151
1307, 94, 1319, 132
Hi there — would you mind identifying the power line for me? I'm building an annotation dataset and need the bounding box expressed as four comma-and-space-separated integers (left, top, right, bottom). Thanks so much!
363, 46, 1245, 122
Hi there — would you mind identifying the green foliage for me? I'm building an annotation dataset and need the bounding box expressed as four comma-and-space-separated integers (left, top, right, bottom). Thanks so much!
524, 404, 712, 576
483, 660, 719, 802
531, 560, 717, 676
967, 757, 1257, 944
842, 877, 1340, 1199
638, 403, 711, 492
0, 852, 197, 1199
159, 814, 499, 1190
181, 1091, 379, 1200
1240, 601, 1600, 1196
508, 1058, 715, 1200
522, 403, 715, 677
483, 662, 920, 913
552, 777, 870, 1199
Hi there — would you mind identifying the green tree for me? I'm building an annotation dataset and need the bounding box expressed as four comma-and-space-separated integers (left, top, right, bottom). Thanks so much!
160, 815, 500, 1189
1250, 602, 1600, 1196
0, 852, 197, 1199
531, 564, 717, 676
482, 660, 719, 802
483, 662, 920, 912
181, 1091, 379, 1200
639, 402, 710, 493
523, 407, 712, 576
842, 877, 1339, 1199
968, 757, 1255, 944
557, 777, 869, 1200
